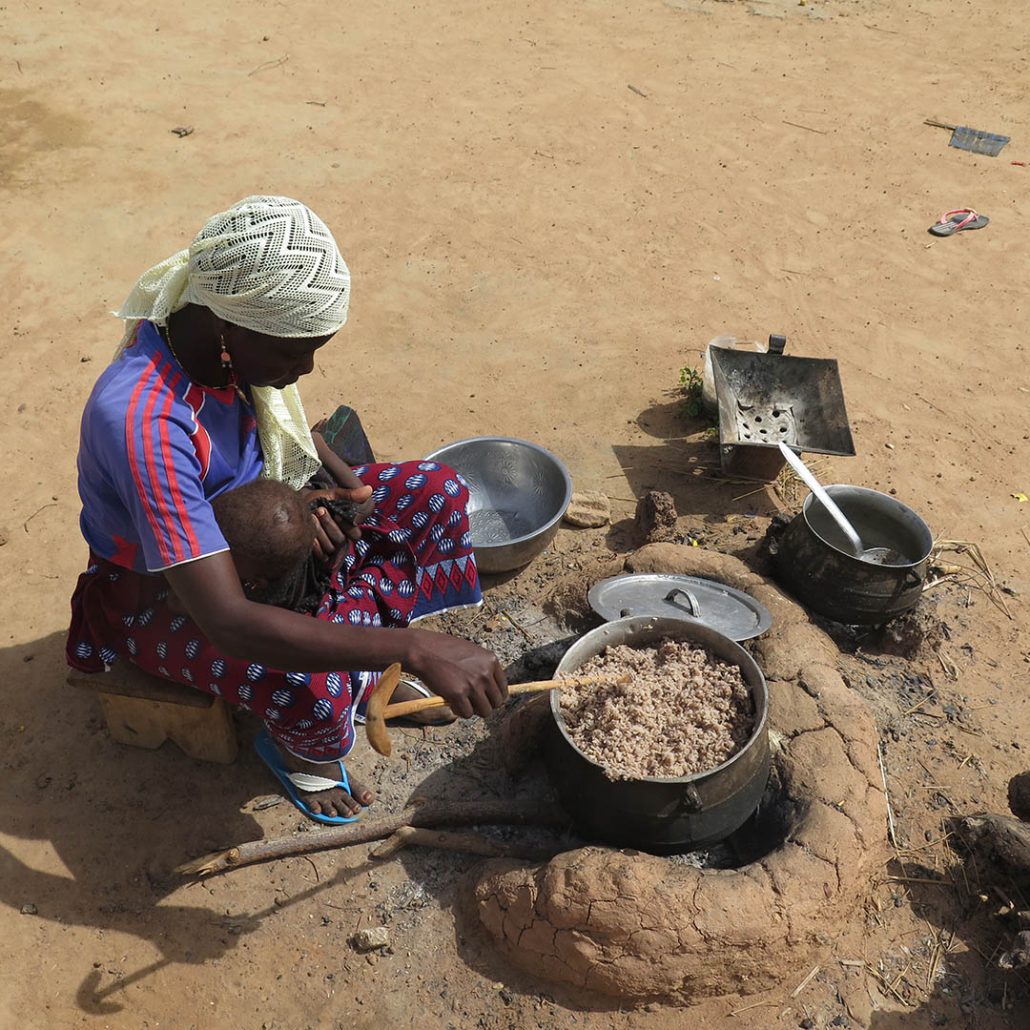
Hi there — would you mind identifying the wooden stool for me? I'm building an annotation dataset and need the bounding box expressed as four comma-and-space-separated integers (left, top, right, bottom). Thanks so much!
68, 665, 238, 765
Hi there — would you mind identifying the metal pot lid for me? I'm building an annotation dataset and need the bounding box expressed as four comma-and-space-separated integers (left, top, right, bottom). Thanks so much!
587, 574, 772, 641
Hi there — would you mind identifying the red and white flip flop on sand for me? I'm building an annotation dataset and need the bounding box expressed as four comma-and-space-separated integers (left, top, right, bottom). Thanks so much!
928, 208, 990, 236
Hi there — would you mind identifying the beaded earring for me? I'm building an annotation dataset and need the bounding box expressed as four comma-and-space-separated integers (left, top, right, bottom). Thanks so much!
219, 334, 248, 403
219, 335, 233, 375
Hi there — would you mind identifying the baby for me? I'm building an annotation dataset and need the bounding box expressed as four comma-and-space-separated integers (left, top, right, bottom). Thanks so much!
211, 479, 333, 612
211, 476, 454, 725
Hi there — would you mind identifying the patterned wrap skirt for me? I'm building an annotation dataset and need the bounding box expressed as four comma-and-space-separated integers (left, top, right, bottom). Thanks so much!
67, 459, 482, 761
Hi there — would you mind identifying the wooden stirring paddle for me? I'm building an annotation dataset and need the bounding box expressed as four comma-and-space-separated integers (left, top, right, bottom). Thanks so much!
364, 663, 627, 757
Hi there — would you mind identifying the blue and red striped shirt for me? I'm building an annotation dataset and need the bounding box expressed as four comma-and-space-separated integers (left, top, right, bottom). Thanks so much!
77, 321, 264, 572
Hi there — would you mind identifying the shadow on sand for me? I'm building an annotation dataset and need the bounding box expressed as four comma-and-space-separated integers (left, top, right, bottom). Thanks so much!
0, 630, 375, 1015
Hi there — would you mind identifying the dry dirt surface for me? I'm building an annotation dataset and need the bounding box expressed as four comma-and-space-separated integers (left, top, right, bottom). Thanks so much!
2, 0, 1029, 1027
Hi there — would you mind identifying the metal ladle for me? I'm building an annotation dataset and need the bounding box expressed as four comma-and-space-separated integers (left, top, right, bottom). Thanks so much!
778, 443, 898, 564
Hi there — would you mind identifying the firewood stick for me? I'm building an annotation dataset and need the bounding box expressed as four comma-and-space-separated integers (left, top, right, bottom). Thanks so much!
370, 830, 412, 860
175, 798, 568, 877
370, 825, 559, 862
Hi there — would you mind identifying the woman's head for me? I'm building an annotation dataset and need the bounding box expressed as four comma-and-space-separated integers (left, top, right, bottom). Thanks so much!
116, 195, 347, 488
211, 479, 314, 586
187, 196, 350, 339
214, 323, 333, 390
117, 195, 351, 342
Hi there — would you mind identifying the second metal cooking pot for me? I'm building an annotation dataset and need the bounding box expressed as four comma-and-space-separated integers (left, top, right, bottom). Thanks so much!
772, 484, 933, 625
546, 616, 770, 855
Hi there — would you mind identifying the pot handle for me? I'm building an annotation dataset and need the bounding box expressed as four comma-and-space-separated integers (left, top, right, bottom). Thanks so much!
679, 783, 704, 814
903, 568, 923, 589
665, 588, 701, 618
654, 783, 704, 818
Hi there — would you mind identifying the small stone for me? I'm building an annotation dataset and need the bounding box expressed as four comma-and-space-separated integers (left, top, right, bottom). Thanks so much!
563, 491, 611, 528
20, 903, 37, 915
800, 1020, 815, 1030
1009, 771, 1030, 821
352, 926, 390, 952
999, 929, 1030, 970
248, 795, 284, 812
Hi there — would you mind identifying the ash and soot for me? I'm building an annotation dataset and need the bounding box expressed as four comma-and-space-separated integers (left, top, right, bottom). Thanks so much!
557, 638, 755, 780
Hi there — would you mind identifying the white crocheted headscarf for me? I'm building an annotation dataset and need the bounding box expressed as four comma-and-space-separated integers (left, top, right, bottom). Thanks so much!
115, 195, 351, 489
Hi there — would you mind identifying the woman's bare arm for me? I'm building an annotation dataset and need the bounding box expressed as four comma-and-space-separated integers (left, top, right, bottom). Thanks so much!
162, 552, 507, 718
309, 432, 376, 553
312, 431, 367, 492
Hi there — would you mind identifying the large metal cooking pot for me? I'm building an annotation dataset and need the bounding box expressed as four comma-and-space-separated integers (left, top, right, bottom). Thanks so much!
773, 484, 933, 625
546, 616, 770, 855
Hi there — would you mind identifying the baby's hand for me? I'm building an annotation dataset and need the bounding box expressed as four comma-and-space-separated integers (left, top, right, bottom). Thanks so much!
305, 485, 374, 558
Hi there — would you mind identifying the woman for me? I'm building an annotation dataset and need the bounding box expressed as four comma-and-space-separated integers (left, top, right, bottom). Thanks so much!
68, 195, 507, 824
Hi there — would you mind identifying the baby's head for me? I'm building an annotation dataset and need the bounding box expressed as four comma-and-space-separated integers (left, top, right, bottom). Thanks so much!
211, 479, 314, 588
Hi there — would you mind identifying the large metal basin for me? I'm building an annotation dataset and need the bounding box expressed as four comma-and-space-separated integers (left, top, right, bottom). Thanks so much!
424, 436, 572, 574
546, 616, 770, 854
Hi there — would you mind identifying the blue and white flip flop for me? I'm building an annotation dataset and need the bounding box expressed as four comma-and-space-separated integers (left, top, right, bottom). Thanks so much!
254, 731, 361, 825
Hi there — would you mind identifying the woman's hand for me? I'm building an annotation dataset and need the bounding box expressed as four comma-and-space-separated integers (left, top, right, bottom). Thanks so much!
163, 557, 506, 721
307, 430, 377, 557
304, 484, 374, 561
403, 631, 508, 719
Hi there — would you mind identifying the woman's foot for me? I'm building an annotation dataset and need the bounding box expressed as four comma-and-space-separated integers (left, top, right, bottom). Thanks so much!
275, 744, 374, 820
388, 678, 456, 726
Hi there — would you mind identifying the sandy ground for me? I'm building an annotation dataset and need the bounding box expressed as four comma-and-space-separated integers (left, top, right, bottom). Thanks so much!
2, 0, 1029, 1026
